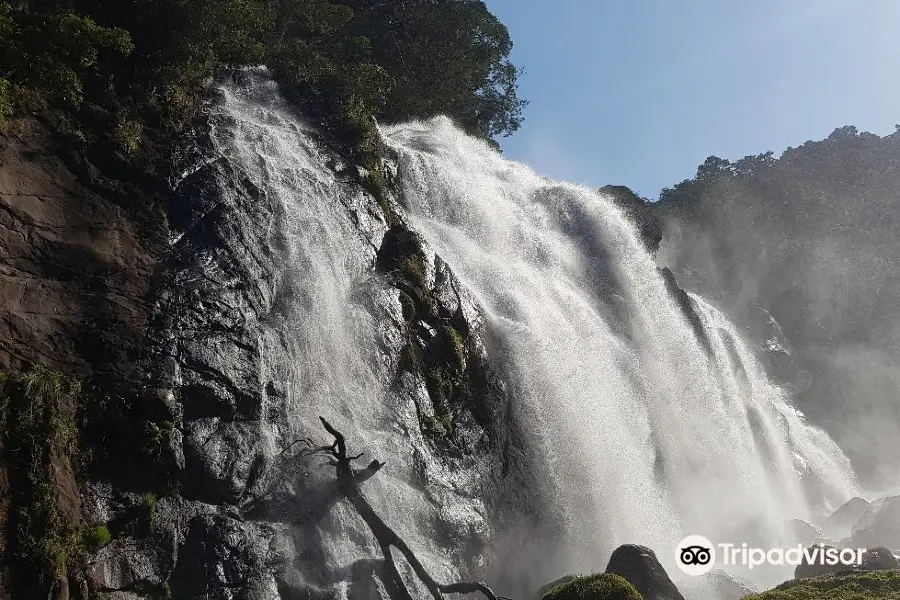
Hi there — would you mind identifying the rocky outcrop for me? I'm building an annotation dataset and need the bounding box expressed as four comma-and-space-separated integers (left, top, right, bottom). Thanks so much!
860, 546, 899, 571
601, 185, 662, 253
658, 267, 712, 355
677, 569, 758, 600
0, 120, 167, 378
0, 72, 518, 600
848, 496, 900, 550
793, 545, 845, 579
822, 497, 869, 539
605, 545, 685, 600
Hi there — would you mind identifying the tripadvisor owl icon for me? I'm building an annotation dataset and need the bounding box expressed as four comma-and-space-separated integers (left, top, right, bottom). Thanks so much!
676, 535, 716, 576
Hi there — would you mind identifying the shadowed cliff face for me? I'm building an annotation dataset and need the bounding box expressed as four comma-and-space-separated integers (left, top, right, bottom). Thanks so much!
0, 122, 167, 378
0, 121, 171, 599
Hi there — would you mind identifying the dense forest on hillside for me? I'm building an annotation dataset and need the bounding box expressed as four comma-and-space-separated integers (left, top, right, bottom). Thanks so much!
654, 125, 900, 486
0, 0, 525, 160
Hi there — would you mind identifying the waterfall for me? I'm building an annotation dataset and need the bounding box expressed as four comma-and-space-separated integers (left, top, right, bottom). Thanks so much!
209, 74, 490, 595
384, 116, 857, 582
206, 72, 857, 596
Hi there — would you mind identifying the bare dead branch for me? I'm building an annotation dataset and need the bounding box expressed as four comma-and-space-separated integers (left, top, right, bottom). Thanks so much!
315, 416, 504, 600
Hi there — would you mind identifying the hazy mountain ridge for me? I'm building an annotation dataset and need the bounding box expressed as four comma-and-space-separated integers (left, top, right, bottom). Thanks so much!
650, 125, 900, 487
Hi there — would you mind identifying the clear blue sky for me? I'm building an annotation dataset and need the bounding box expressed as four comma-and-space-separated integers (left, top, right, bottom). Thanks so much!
484, 0, 900, 199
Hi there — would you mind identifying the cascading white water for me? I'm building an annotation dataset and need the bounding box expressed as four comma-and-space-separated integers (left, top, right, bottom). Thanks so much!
208, 71, 858, 595
384, 117, 858, 582
209, 75, 491, 595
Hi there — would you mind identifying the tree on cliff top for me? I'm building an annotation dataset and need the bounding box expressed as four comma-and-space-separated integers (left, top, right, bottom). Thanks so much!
0, 0, 526, 147
339, 0, 526, 139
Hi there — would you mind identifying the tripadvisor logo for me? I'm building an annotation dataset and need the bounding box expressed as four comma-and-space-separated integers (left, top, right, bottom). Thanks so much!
676, 535, 865, 576
677, 535, 716, 576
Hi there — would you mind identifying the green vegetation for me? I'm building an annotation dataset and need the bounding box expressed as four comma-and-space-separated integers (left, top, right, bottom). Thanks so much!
0, 4, 133, 109
0, 366, 85, 595
144, 419, 176, 463
745, 570, 900, 600
82, 524, 111, 550
541, 573, 643, 600
0, 76, 12, 124
143, 492, 158, 527
0, 0, 525, 157
376, 221, 504, 441
376, 224, 476, 438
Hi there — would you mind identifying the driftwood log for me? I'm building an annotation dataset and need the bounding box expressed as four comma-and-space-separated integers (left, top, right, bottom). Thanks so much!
293, 416, 506, 600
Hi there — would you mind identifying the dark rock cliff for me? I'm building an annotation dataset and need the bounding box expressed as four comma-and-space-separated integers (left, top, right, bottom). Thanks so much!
0, 121, 167, 378
0, 120, 170, 599
0, 91, 677, 600
0, 76, 532, 599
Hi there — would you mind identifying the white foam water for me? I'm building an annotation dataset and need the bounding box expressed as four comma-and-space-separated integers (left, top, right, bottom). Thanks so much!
210, 71, 858, 595
384, 116, 857, 584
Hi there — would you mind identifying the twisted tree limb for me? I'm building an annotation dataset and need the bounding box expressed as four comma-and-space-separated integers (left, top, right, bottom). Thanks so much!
304, 416, 507, 600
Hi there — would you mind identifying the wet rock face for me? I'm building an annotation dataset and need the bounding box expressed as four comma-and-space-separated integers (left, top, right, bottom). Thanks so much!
169, 514, 279, 599
600, 185, 663, 253
658, 267, 712, 355
0, 80, 513, 598
605, 544, 685, 600
78, 87, 510, 598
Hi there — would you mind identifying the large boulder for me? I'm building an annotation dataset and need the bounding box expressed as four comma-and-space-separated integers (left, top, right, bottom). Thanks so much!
541, 573, 642, 600
860, 546, 900, 571
793, 545, 847, 579
677, 569, 758, 600
534, 575, 578, 600
605, 545, 685, 600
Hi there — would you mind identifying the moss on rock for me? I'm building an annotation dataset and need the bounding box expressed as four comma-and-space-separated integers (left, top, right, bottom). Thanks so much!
542, 573, 644, 600
745, 570, 900, 600
0, 365, 87, 597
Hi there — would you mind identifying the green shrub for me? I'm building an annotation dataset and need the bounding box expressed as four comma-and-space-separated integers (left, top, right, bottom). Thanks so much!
113, 115, 144, 157
143, 491, 157, 523
0, 366, 84, 595
0, 3, 132, 110
143, 420, 175, 462
745, 570, 900, 599
0, 76, 11, 124
542, 573, 643, 600
83, 525, 112, 550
